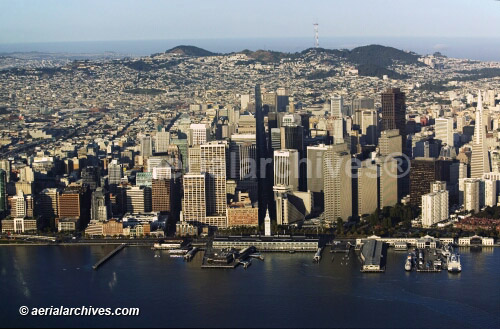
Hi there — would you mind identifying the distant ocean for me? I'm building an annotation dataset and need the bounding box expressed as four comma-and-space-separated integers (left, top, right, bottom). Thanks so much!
0, 37, 499, 62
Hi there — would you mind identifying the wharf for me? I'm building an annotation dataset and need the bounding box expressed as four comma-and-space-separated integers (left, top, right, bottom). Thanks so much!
92, 244, 126, 270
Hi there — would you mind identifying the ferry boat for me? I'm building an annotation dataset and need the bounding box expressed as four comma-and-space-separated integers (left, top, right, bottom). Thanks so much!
447, 253, 462, 273
153, 243, 182, 250
405, 254, 413, 271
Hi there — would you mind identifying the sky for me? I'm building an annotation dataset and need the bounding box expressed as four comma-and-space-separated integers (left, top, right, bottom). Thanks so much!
1, 0, 500, 44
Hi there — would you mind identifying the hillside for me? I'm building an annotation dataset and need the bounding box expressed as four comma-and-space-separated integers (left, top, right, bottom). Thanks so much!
165, 45, 216, 57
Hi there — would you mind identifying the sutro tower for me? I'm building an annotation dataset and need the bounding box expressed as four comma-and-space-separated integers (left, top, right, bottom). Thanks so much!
313, 23, 319, 48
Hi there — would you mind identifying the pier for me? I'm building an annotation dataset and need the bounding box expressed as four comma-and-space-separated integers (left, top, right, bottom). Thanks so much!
92, 244, 126, 270
184, 247, 199, 261
313, 247, 323, 262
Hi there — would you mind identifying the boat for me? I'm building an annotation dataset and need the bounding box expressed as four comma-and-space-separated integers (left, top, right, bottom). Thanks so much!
447, 253, 462, 273
153, 243, 182, 250
405, 254, 413, 271
168, 249, 189, 255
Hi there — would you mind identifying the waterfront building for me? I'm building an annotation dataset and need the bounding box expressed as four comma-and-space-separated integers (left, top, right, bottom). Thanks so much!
182, 174, 206, 223
201, 142, 227, 218
323, 145, 352, 222
126, 186, 151, 214
422, 190, 449, 227
463, 178, 480, 213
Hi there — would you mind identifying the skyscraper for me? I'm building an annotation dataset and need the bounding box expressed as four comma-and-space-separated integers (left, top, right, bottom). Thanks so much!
255, 84, 271, 221
273, 150, 300, 192
463, 178, 480, 213
140, 136, 153, 158
330, 95, 343, 117
421, 190, 449, 228
152, 178, 171, 213
182, 174, 206, 223
357, 160, 379, 216
323, 146, 352, 222
381, 88, 406, 146
0, 169, 7, 217
91, 188, 109, 222
471, 91, 491, 178
189, 124, 209, 146
155, 129, 170, 153
200, 142, 227, 216
435, 117, 454, 147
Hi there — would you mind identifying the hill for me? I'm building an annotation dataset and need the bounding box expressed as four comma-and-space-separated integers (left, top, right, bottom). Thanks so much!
165, 45, 216, 57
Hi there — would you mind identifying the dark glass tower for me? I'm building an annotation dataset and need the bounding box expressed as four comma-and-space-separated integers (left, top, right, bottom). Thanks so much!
255, 85, 271, 223
381, 88, 406, 144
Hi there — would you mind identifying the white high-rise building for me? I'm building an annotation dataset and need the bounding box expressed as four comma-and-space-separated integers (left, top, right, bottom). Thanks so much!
470, 92, 491, 178
108, 160, 122, 186
463, 178, 480, 213
182, 174, 206, 223
155, 130, 170, 153
240, 94, 251, 111
361, 110, 378, 145
273, 149, 299, 191
12, 191, 27, 218
421, 190, 449, 228
330, 95, 343, 118
435, 117, 454, 147
484, 178, 498, 207
189, 124, 209, 146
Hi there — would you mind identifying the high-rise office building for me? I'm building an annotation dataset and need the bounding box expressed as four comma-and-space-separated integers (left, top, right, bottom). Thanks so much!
378, 156, 399, 209
20, 166, 34, 183
484, 178, 497, 207
81, 166, 100, 191
0, 160, 10, 183
323, 147, 352, 222
470, 91, 491, 178
0, 169, 7, 217
155, 129, 170, 153
273, 150, 299, 191
361, 110, 378, 145
255, 84, 271, 222
381, 88, 406, 146
200, 142, 227, 216
152, 178, 171, 213
38, 188, 59, 223
357, 160, 379, 216
435, 117, 454, 147
188, 145, 201, 174
126, 186, 151, 214
189, 124, 209, 146
330, 95, 343, 117
463, 178, 480, 213
421, 190, 449, 228
409, 158, 445, 207
307, 144, 328, 193
108, 160, 123, 187
140, 136, 153, 158
378, 129, 402, 156
182, 174, 206, 223
91, 188, 109, 222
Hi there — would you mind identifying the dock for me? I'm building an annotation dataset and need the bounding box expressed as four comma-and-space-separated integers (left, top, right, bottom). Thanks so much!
92, 244, 126, 270
184, 247, 199, 261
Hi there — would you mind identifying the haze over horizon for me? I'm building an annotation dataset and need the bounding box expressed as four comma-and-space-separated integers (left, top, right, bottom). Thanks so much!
1, 0, 500, 61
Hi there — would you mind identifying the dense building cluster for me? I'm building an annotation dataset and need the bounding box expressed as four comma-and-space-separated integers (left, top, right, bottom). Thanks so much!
0, 47, 499, 236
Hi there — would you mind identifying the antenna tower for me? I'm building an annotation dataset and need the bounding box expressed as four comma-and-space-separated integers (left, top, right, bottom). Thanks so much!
313, 23, 319, 48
